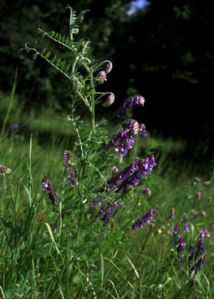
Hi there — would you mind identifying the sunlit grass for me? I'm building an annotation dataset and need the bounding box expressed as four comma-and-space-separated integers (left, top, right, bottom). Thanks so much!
0, 123, 213, 298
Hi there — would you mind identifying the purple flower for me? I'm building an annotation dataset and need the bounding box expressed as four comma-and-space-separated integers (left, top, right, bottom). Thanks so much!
63, 150, 78, 187
168, 208, 176, 221
176, 237, 186, 259
102, 92, 115, 107
111, 166, 119, 174
42, 176, 57, 206
190, 256, 205, 276
142, 187, 152, 197
9, 122, 19, 130
64, 150, 72, 167
96, 70, 107, 83
117, 95, 145, 117
111, 129, 135, 157
89, 199, 101, 208
110, 120, 146, 158
189, 228, 210, 262
184, 224, 190, 232
198, 228, 211, 241
100, 201, 119, 225
90, 200, 119, 225
107, 156, 157, 192
0, 164, 11, 175
138, 123, 146, 135
172, 224, 179, 235
131, 208, 158, 231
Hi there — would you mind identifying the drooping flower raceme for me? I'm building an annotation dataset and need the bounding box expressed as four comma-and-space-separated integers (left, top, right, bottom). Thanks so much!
107, 155, 156, 192
42, 176, 57, 206
131, 208, 158, 231
110, 119, 146, 158
89, 199, 119, 225
100, 201, 119, 225
190, 256, 206, 277
188, 228, 211, 264
176, 237, 186, 259
117, 95, 145, 117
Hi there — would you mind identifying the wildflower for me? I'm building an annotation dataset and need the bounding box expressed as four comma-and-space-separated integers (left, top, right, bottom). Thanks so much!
111, 166, 119, 174
96, 70, 107, 83
189, 228, 211, 262
190, 256, 205, 278
100, 201, 119, 225
64, 150, 72, 167
168, 208, 176, 221
89, 200, 119, 225
172, 224, 179, 235
184, 224, 190, 232
0, 164, 11, 191
199, 228, 211, 241
89, 199, 101, 209
142, 187, 152, 197
176, 237, 186, 259
131, 208, 158, 231
102, 92, 115, 107
117, 95, 145, 117
107, 156, 156, 192
63, 150, 78, 187
42, 176, 57, 206
9, 122, 19, 130
110, 120, 146, 158
0, 164, 11, 175
111, 128, 135, 157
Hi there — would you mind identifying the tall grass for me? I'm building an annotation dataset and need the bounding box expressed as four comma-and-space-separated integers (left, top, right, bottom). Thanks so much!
0, 117, 213, 298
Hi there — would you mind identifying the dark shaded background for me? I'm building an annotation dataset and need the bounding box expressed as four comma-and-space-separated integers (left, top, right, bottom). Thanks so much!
0, 0, 213, 145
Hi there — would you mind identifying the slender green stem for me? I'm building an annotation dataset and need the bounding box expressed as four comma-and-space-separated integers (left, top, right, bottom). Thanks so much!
82, 62, 96, 133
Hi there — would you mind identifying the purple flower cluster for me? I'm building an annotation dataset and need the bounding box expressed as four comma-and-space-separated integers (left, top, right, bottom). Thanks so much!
89, 199, 119, 225
42, 176, 57, 206
64, 150, 78, 187
117, 95, 145, 117
107, 156, 156, 192
176, 237, 186, 259
189, 228, 211, 261
190, 256, 205, 277
131, 208, 158, 231
110, 120, 146, 157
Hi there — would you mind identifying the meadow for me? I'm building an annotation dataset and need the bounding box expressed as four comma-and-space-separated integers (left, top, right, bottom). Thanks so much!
0, 7, 214, 299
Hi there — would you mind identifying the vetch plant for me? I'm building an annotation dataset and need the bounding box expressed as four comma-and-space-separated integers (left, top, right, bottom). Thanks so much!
26, 6, 157, 228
